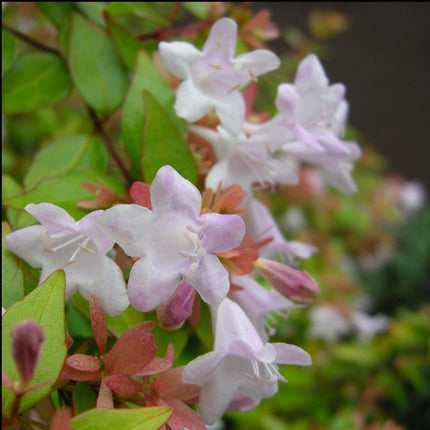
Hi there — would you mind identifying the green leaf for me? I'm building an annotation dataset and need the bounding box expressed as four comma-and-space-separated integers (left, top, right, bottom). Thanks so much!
2, 175, 36, 229
37, 2, 75, 28
73, 381, 97, 415
122, 51, 185, 178
24, 134, 108, 188
2, 29, 17, 78
3, 170, 126, 221
142, 90, 198, 184
2, 271, 67, 414
71, 406, 171, 430
68, 13, 129, 116
105, 13, 144, 71
72, 292, 145, 338
74, 2, 109, 28
183, 2, 209, 19
105, 2, 169, 26
191, 301, 214, 351
2, 222, 24, 309
2, 53, 73, 114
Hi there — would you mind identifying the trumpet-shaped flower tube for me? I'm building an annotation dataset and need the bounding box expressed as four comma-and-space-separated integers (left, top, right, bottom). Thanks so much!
159, 17, 280, 135
182, 298, 311, 424
99, 165, 245, 312
4, 203, 129, 316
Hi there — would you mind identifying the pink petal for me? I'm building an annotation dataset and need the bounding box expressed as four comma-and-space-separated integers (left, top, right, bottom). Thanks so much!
203, 17, 237, 60
200, 212, 245, 253
150, 165, 202, 220
25, 203, 76, 234
186, 254, 229, 308
159, 41, 202, 79
272, 342, 312, 366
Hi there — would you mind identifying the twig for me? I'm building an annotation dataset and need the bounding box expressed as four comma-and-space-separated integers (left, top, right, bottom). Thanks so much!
2, 22, 60, 55
88, 108, 134, 187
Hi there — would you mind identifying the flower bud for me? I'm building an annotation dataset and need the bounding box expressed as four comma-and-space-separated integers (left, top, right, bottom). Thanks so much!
254, 258, 319, 304
156, 282, 196, 331
11, 319, 45, 387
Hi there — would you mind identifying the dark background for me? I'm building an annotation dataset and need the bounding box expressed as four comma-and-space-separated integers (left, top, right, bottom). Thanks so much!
251, 2, 430, 193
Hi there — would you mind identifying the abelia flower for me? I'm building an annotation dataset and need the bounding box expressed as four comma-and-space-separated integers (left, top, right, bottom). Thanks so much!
182, 298, 312, 424
159, 17, 280, 135
190, 124, 298, 193
244, 198, 318, 261
99, 165, 245, 312
4, 203, 129, 317
230, 274, 299, 341
272, 53, 350, 152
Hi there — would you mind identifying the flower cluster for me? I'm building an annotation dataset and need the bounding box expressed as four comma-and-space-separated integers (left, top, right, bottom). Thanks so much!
4, 16, 361, 427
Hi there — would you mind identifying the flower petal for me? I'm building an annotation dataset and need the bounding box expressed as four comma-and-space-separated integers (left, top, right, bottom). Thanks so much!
25, 203, 76, 234
203, 17, 237, 59
200, 212, 245, 253
234, 49, 280, 78
150, 165, 202, 220
186, 254, 229, 308
174, 79, 214, 123
159, 41, 202, 79
272, 342, 312, 366
127, 257, 181, 312
98, 204, 153, 257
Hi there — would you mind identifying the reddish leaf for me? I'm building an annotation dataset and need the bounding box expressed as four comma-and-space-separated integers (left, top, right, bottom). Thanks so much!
49, 407, 71, 430
104, 374, 142, 396
136, 344, 174, 376
89, 295, 107, 356
164, 398, 206, 430
96, 379, 114, 409
130, 181, 152, 209
66, 354, 102, 372
121, 320, 156, 337
60, 363, 101, 382
161, 367, 200, 402
104, 333, 156, 375
2, 370, 14, 391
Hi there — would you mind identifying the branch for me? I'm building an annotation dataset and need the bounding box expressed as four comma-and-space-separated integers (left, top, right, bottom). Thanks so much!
2, 23, 60, 55
88, 108, 134, 187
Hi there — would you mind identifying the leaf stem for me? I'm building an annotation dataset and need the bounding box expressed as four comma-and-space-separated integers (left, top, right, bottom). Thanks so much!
88, 108, 134, 187
2, 23, 60, 55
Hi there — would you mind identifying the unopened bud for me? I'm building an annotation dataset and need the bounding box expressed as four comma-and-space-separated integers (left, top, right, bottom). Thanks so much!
11, 319, 45, 387
255, 258, 319, 304
156, 282, 195, 331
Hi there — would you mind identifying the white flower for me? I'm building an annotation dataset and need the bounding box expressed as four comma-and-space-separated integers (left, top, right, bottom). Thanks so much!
5, 203, 129, 316
159, 17, 280, 135
183, 298, 311, 424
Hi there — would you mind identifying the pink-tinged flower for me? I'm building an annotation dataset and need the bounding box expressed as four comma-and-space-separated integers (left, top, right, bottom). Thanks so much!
273, 54, 350, 152
159, 17, 280, 135
244, 198, 318, 261
230, 275, 300, 341
11, 319, 45, 387
254, 258, 320, 305
4, 203, 129, 316
182, 298, 312, 424
99, 165, 245, 312
190, 124, 298, 193
286, 140, 362, 194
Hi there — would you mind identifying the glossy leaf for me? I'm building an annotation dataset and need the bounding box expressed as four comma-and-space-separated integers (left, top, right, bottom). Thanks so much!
105, 13, 144, 71
122, 50, 185, 178
73, 381, 97, 415
72, 292, 146, 339
4, 170, 126, 221
2, 53, 73, 114
183, 2, 209, 19
2, 222, 24, 309
105, 2, 169, 26
2, 29, 17, 78
74, 2, 109, 28
24, 134, 108, 188
142, 90, 198, 184
37, 2, 74, 28
68, 13, 129, 115
70, 406, 172, 430
2, 271, 67, 414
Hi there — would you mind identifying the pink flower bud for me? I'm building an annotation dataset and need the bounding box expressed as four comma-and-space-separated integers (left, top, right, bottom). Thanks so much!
11, 319, 45, 387
255, 258, 319, 304
156, 282, 196, 331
